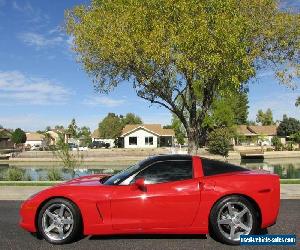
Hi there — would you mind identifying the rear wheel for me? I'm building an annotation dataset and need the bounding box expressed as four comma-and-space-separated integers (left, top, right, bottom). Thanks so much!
209, 195, 259, 245
37, 198, 82, 244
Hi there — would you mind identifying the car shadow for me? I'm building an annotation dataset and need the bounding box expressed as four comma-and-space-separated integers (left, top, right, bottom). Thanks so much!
257, 228, 268, 235
89, 234, 207, 241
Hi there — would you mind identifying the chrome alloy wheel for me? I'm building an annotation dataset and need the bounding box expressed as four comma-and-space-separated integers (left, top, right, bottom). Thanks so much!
217, 201, 253, 241
42, 203, 74, 241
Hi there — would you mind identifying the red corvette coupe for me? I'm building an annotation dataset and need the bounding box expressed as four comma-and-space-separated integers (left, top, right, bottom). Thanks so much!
20, 155, 280, 245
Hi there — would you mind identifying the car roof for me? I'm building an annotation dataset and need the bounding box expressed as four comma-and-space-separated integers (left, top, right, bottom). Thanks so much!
139, 154, 192, 166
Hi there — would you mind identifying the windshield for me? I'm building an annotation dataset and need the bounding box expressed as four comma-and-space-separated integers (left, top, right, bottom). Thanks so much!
103, 164, 141, 185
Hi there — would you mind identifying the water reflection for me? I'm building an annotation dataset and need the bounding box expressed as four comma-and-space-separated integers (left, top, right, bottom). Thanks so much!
238, 159, 300, 179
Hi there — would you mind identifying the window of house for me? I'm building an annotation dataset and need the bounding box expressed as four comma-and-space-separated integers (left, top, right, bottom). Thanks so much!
133, 160, 193, 184
129, 137, 137, 145
145, 136, 153, 145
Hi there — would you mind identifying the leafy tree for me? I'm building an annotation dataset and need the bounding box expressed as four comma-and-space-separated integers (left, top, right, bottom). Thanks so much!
66, 0, 300, 153
204, 97, 235, 129
11, 128, 26, 145
291, 131, 300, 147
291, 132, 300, 144
99, 112, 143, 139
233, 92, 249, 125
207, 128, 233, 158
78, 126, 92, 146
67, 118, 78, 138
204, 90, 249, 128
55, 125, 64, 130
0, 129, 10, 139
171, 115, 186, 145
99, 113, 123, 139
296, 97, 300, 107
0, 125, 3, 129
54, 135, 83, 178
277, 116, 300, 136
121, 113, 142, 126
45, 126, 51, 132
256, 109, 274, 125
200, 89, 248, 144
247, 120, 257, 126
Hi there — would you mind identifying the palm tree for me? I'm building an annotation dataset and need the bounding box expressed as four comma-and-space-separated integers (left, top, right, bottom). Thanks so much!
296, 97, 300, 107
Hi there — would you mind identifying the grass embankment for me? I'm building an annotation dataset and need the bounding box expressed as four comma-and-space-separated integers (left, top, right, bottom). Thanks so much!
0, 181, 62, 186
0, 179, 299, 186
280, 179, 300, 184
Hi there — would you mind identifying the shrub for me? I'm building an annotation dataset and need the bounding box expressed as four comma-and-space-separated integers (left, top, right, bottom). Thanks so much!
284, 142, 294, 151
47, 168, 63, 181
24, 174, 33, 181
6, 168, 24, 181
291, 132, 300, 144
207, 128, 232, 158
271, 136, 283, 151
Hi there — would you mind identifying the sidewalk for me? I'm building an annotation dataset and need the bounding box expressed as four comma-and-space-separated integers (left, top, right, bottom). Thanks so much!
0, 184, 299, 200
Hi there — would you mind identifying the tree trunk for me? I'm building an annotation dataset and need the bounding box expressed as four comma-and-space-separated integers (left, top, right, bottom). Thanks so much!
187, 128, 198, 155
198, 126, 210, 147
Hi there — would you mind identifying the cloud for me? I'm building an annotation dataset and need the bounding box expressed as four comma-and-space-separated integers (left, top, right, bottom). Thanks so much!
0, 114, 104, 131
12, 1, 33, 13
0, 71, 71, 105
83, 96, 125, 107
18, 32, 65, 49
12, 1, 49, 24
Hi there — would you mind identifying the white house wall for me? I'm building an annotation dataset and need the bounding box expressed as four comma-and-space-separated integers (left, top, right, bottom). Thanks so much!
25, 140, 45, 147
124, 129, 158, 148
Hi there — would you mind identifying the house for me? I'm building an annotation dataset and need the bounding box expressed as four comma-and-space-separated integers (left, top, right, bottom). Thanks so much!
120, 124, 175, 148
91, 128, 115, 148
46, 129, 71, 145
235, 125, 278, 146
25, 132, 46, 148
0, 129, 13, 149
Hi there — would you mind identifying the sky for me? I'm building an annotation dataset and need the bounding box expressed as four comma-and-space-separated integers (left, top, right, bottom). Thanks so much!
0, 0, 299, 131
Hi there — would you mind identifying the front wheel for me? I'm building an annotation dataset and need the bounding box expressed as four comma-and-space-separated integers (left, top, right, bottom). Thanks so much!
209, 195, 259, 245
37, 198, 82, 244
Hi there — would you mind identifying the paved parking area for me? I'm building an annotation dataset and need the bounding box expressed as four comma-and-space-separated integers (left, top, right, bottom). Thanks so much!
0, 200, 299, 250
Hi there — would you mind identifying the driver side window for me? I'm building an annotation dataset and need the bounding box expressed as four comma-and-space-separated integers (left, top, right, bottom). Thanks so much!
132, 160, 193, 184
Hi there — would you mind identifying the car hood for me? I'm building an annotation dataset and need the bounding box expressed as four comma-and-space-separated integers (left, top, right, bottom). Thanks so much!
58, 174, 111, 187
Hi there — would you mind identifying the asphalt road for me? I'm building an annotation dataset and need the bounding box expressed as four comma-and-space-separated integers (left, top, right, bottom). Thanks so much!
0, 200, 299, 250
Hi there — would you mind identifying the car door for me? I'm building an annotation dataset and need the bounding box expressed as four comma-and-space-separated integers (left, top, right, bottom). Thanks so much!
132, 160, 201, 229
110, 185, 144, 230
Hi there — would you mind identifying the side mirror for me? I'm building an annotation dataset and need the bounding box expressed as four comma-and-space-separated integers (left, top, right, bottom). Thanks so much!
135, 178, 147, 191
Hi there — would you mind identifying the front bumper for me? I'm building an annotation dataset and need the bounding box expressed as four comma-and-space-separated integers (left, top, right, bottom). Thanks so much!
19, 200, 38, 232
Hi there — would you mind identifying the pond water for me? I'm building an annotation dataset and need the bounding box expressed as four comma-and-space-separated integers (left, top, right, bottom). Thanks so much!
0, 158, 299, 181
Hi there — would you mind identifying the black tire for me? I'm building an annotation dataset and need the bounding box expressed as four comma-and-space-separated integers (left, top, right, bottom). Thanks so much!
209, 195, 259, 245
37, 198, 82, 244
